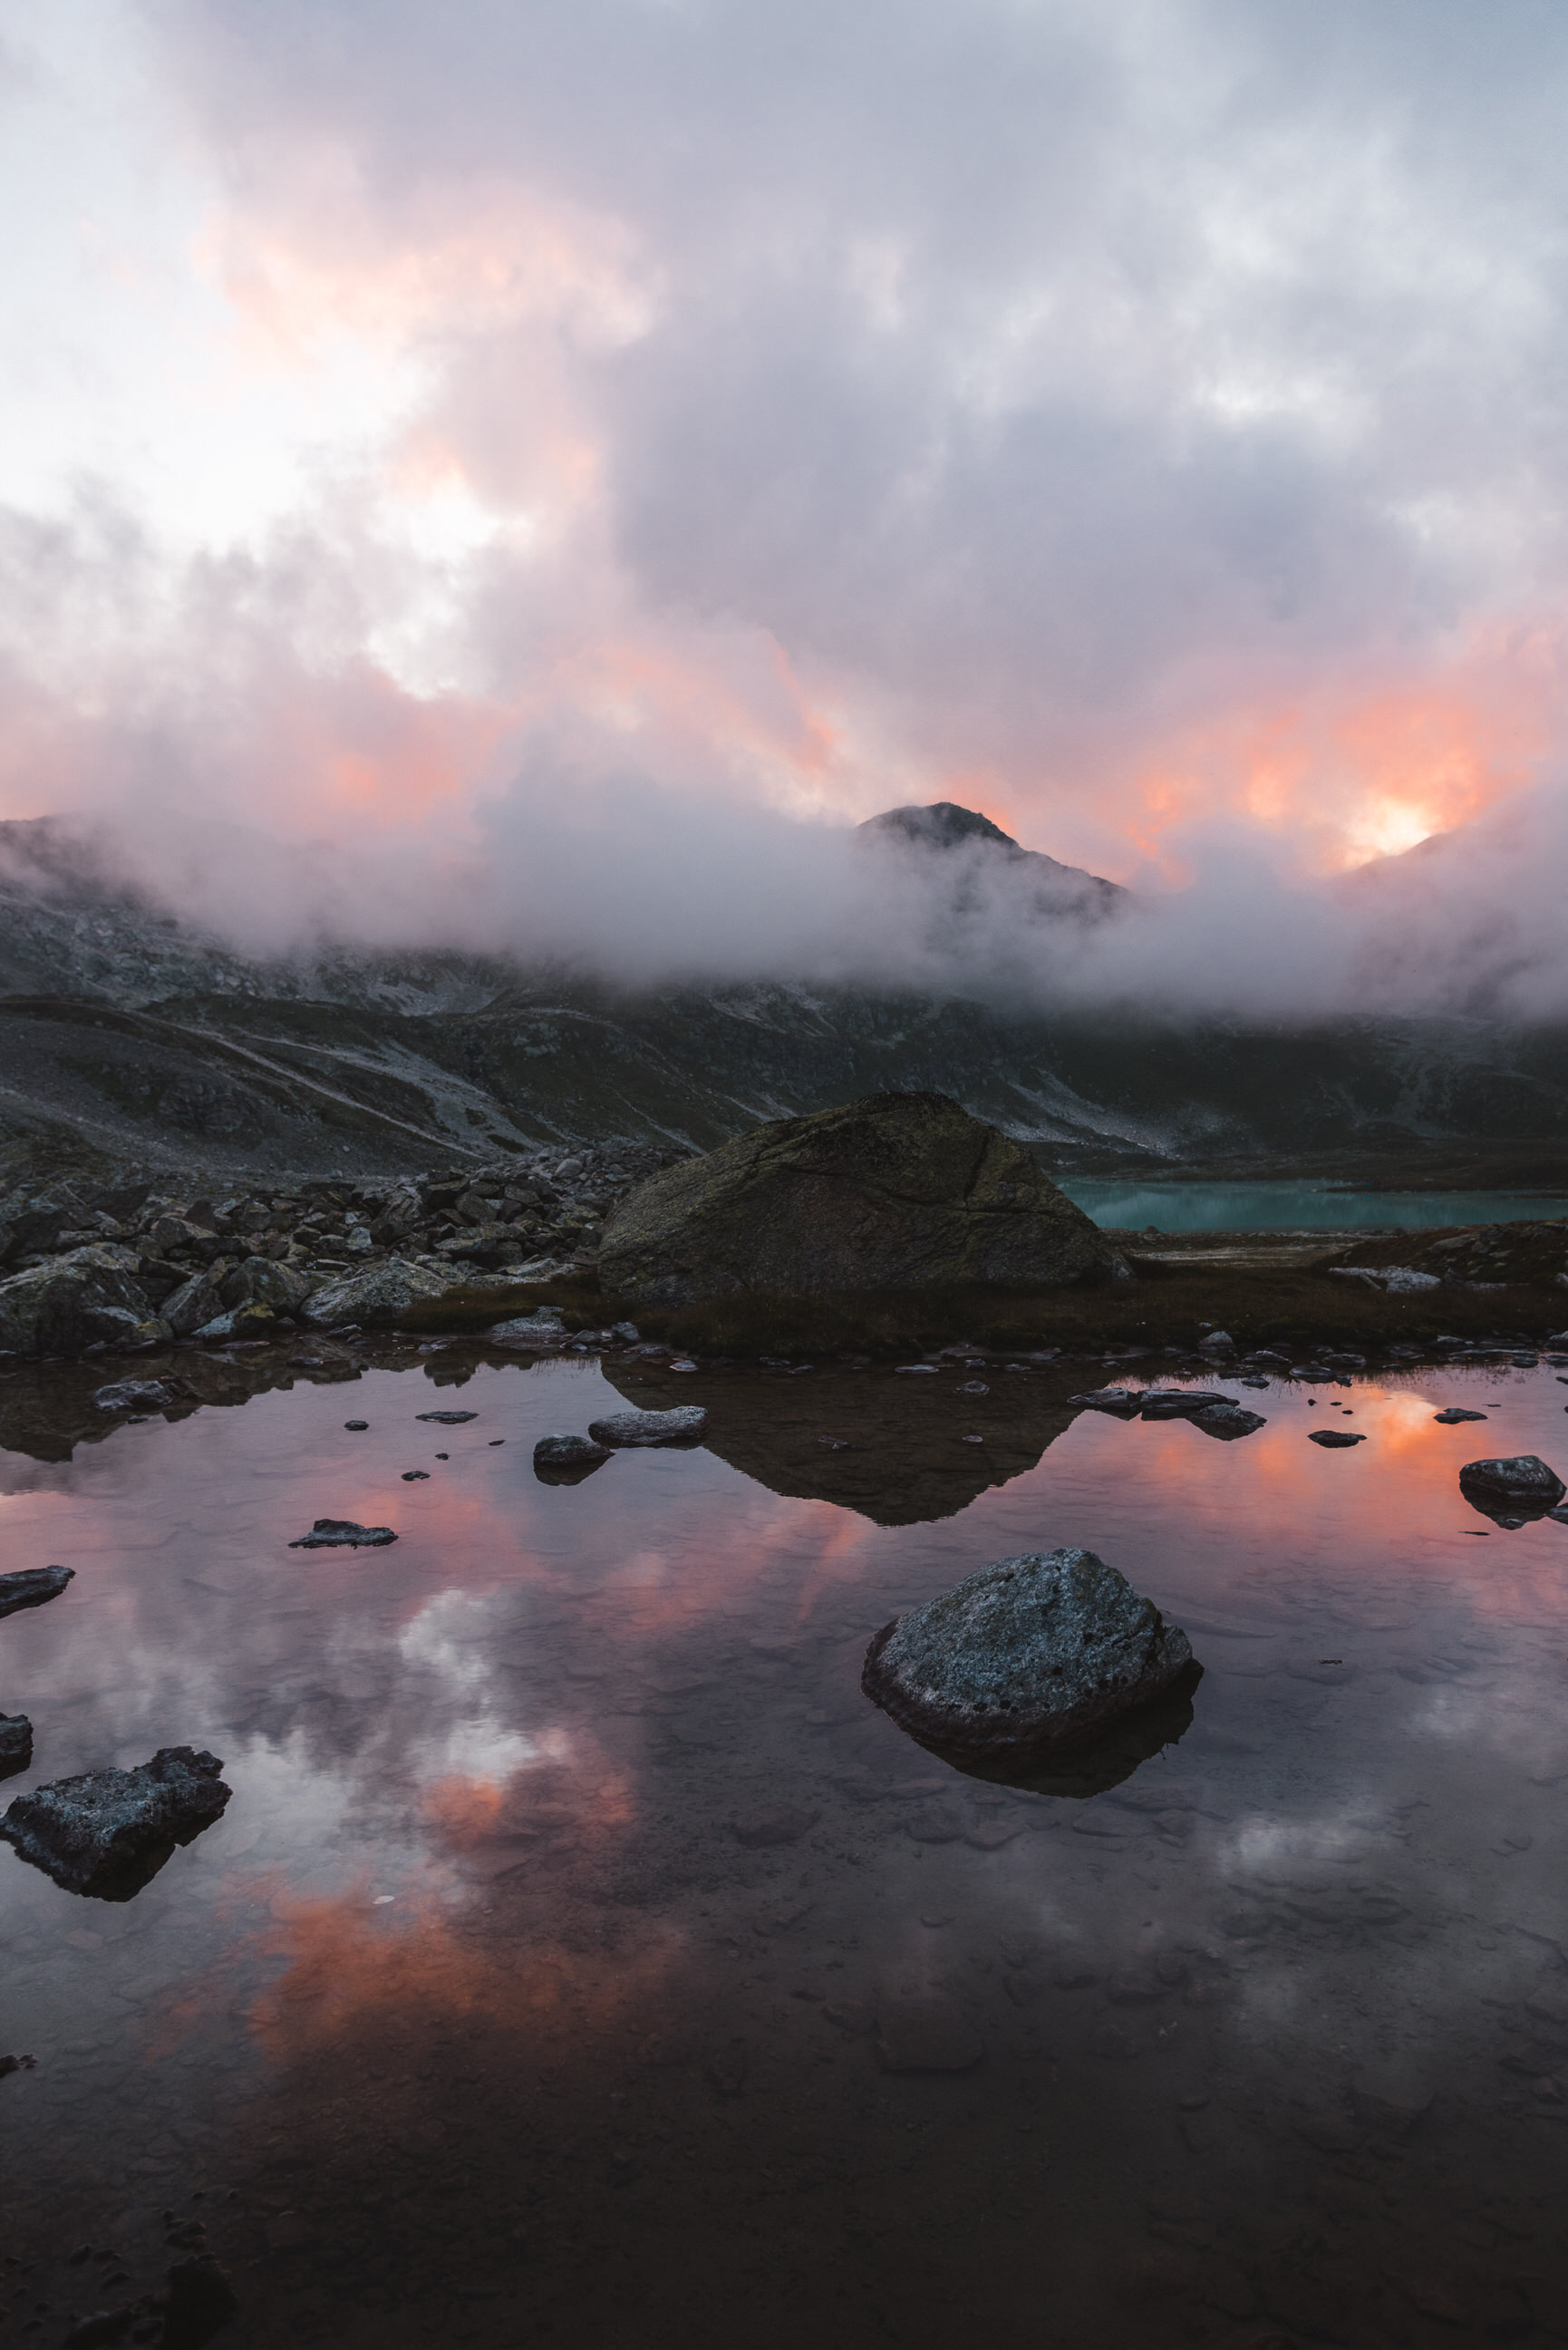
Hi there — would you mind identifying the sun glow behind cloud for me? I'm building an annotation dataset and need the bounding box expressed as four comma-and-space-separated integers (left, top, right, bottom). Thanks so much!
0, 0, 1565, 968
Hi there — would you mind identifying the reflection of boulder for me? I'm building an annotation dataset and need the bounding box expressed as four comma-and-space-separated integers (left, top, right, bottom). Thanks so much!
0, 1713, 32, 1781
598, 1092, 1111, 1306
863, 1548, 1196, 1762
598, 1361, 1074, 1525
929, 1666, 1201, 1798
0, 1745, 231, 1901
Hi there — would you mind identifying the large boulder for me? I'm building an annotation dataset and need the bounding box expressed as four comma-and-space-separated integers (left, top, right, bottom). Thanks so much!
1459, 1454, 1566, 1519
596, 1092, 1111, 1306
219, 1256, 315, 1316
862, 1547, 1195, 1761
301, 1256, 458, 1328
0, 1246, 160, 1358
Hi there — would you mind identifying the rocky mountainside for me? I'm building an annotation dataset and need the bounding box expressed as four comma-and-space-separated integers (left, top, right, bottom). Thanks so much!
2, 810, 1568, 1194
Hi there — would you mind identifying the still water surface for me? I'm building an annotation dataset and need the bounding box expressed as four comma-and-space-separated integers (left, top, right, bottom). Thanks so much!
4, 1343, 1568, 2346
1062, 1180, 1568, 1232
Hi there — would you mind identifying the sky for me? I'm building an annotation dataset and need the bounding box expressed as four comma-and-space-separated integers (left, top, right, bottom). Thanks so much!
4, 0, 1568, 1003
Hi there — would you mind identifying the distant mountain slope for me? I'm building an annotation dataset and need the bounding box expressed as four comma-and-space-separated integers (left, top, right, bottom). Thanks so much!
1, 808, 1566, 1187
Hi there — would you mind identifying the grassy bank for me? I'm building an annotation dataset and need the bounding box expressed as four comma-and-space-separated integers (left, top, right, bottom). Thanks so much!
405, 1262, 1568, 1356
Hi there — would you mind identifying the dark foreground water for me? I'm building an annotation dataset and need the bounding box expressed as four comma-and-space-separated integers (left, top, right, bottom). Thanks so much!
4, 1341, 1568, 2348
1062, 1180, 1568, 1232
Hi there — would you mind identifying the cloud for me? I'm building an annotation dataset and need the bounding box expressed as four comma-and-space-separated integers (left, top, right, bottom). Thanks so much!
0, 0, 1566, 1004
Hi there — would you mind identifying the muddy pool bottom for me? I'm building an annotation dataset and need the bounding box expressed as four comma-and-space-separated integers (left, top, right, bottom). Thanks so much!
3, 1345, 1568, 2348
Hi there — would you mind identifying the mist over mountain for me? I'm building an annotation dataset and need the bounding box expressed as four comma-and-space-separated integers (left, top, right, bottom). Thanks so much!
3, 800, 1566, 1194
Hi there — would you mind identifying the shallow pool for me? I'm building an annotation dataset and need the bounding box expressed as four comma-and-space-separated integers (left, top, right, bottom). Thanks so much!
1061, 1178, 1568, 1232
3, 1338, 1568, 2346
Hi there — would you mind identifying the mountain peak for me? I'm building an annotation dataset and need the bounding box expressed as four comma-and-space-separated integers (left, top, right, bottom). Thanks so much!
858, 802, 1023, 855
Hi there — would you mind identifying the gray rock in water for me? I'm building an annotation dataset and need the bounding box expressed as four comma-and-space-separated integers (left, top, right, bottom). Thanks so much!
597, 1092, 1112, 1306
1071, 1387, 1145, 1417
587, 1405, 708, 1448
0, 1713, 33, 1780
287, 1519, 398, 1549
415, 1410, 477, 1424
1308, 1429, 1366, 1448
862, 1547, 1195, 1761
533, 1432, 610, 1469
92, 1377, 177, 1413
1189, 1403, 1266, 1441
1138, 1390, 1236, 1420
0, 1245, 160, 1358
0, 1745, 231, 1899
1434, 1407, 1487, 1424
0, 1564, 73, 1619
1460, 1453, 1566, 1512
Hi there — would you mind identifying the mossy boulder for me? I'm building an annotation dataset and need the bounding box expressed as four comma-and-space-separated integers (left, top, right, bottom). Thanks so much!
595, 1092, 1113, 1306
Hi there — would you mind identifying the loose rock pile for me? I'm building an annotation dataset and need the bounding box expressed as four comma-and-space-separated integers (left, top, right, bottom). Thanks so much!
0, 1142, 685, 1359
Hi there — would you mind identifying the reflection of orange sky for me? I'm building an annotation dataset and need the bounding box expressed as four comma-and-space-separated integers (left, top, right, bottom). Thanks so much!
421, 1758, 634, 1852
239, 1879, 680, 2059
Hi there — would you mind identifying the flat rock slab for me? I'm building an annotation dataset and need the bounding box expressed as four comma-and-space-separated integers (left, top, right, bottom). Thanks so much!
0, 1713, 33, 1780
0, 1746, 231, 1899
1308, 1430, 1366, 1448
416, 1411, 478, 1424
588, 1405, 708, 1448
0, 1565, 73, 1619
863, 1547, 1195, 1762
489, 1314, 566, 1349
876, 2002, 983, 2073
1434, 1408, 1487, 1423
1460, 1454, 1566, 1510
288, 1519, 398, 1549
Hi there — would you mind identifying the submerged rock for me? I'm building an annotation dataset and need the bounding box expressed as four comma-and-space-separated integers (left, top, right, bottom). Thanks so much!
0, 1563, 73, 1618
287, 1519, 398, 1549
597, 1091, 1112, 1305
0, 1746, 231, 1899
587, 1404, 708, 1448
1460, 1454, 1567, 1515
0, 1713, 33, 1779
160, 2252, 239, 2350
862, 1547, 1195, 1762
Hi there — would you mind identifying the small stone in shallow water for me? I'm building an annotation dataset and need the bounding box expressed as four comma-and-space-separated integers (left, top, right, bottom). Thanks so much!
862, 1548, 1195, 1762
287, 1519, 397, 1549
415, 1410, 478, 1424
1308, 1430, 1366, 1448
0, 1564, 73, 1619
0, 1746, 231, 1898
1434, 1408, 1487, 1423
344, 1420, 369, 1431
954, 1379, 990, 1396
401, 1471, 430, 1481
1459, 1454, 1566, 1511
533, 1433, 610, 1470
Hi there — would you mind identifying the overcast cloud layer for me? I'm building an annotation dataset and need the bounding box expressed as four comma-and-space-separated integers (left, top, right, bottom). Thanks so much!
5, 0, 1568, 1012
